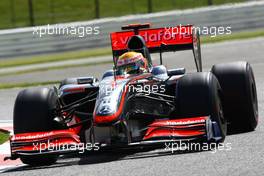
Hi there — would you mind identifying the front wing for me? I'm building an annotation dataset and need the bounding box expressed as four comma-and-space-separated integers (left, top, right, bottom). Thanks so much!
7, 116, 222, 160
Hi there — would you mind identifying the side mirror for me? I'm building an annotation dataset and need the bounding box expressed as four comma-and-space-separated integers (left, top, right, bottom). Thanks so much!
151, 65, 167, 76
167, 68, 186, 76
77, 77, 98, 84
102, 70, 114, 79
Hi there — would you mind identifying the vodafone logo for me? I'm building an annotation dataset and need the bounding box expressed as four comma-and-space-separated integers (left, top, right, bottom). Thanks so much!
111, 25, 193, 50
116, 31, 190, 45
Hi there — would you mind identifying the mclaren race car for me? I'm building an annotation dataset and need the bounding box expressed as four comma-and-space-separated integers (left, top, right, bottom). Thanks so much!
6, 24, 258, 166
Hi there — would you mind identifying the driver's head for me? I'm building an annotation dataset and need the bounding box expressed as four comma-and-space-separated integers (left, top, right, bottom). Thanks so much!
117, 51, 148, 75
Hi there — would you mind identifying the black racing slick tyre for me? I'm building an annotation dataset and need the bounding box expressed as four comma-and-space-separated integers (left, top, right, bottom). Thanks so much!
211, 61, 258, 133
176, 72, 227, 142
13, 88, 59, 165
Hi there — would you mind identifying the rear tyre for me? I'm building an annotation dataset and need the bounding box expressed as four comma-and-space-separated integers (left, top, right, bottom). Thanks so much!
13, 88, 59, 165
176, 72, 227, 142
59, 78, 78, 88
211, 61, 258, 133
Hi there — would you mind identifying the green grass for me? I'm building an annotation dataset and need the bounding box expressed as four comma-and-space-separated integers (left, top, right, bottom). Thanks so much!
201, 30, 264, 43
0, 47, 111, 68
0, 131, 9, 145
0, 0, 246, 29
0, 81, 60, 90
0, 60, 112, 77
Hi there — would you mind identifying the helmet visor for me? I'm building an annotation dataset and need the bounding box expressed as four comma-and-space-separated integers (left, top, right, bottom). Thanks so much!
117, 63, 140, 75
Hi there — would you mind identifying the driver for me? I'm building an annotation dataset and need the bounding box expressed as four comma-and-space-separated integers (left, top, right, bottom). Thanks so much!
117, 51, 149, 75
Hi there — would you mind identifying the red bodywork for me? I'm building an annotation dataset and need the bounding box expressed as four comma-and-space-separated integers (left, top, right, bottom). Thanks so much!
143, 116, 208, 140
8, 24, 207, 158
11, 130, 81, 153
111, 25, 193, 51
93, 73, 152, 124
10, 116, 208, 154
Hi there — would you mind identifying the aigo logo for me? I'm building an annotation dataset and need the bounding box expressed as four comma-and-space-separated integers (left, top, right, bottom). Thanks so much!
12, 131, 54, 140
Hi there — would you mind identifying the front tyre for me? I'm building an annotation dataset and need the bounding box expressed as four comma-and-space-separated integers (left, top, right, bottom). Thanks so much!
176, 72, 227, 142
13, 88, 59, 165
212, 61, 258, 133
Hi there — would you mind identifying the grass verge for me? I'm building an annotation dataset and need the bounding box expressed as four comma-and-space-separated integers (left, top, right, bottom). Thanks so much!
0, 131, 10, 145
201, 30, 264, 43
0, 61, 112, 77
0, 47, 112, 68
0, 0, 245, 29
0, 81, 60, 90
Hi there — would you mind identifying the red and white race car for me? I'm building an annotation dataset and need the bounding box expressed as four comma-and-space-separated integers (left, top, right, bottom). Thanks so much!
6, 24, 258, 166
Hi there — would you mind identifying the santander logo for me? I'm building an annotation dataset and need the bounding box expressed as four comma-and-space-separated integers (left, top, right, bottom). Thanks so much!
166, 119, 205, 125
12, 132, 54, 140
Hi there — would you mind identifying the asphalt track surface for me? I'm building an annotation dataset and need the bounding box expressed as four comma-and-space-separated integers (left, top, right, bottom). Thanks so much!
1, 37, 264, 175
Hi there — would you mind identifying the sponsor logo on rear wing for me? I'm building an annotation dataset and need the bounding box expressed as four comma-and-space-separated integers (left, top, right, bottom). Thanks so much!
110, 25, 202, 72
111, 25, 193, 51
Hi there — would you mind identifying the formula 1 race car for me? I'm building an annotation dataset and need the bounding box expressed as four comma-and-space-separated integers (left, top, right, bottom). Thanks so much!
6, 23, 258, 166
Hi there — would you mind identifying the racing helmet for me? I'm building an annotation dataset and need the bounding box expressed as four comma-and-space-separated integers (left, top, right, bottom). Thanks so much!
117, 51, 149, 75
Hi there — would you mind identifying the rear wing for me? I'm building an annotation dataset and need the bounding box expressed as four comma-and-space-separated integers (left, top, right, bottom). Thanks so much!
110, 24, 202, 72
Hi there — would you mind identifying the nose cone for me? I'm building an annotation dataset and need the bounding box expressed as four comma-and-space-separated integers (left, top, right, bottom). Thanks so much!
94, 78, 128, 124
